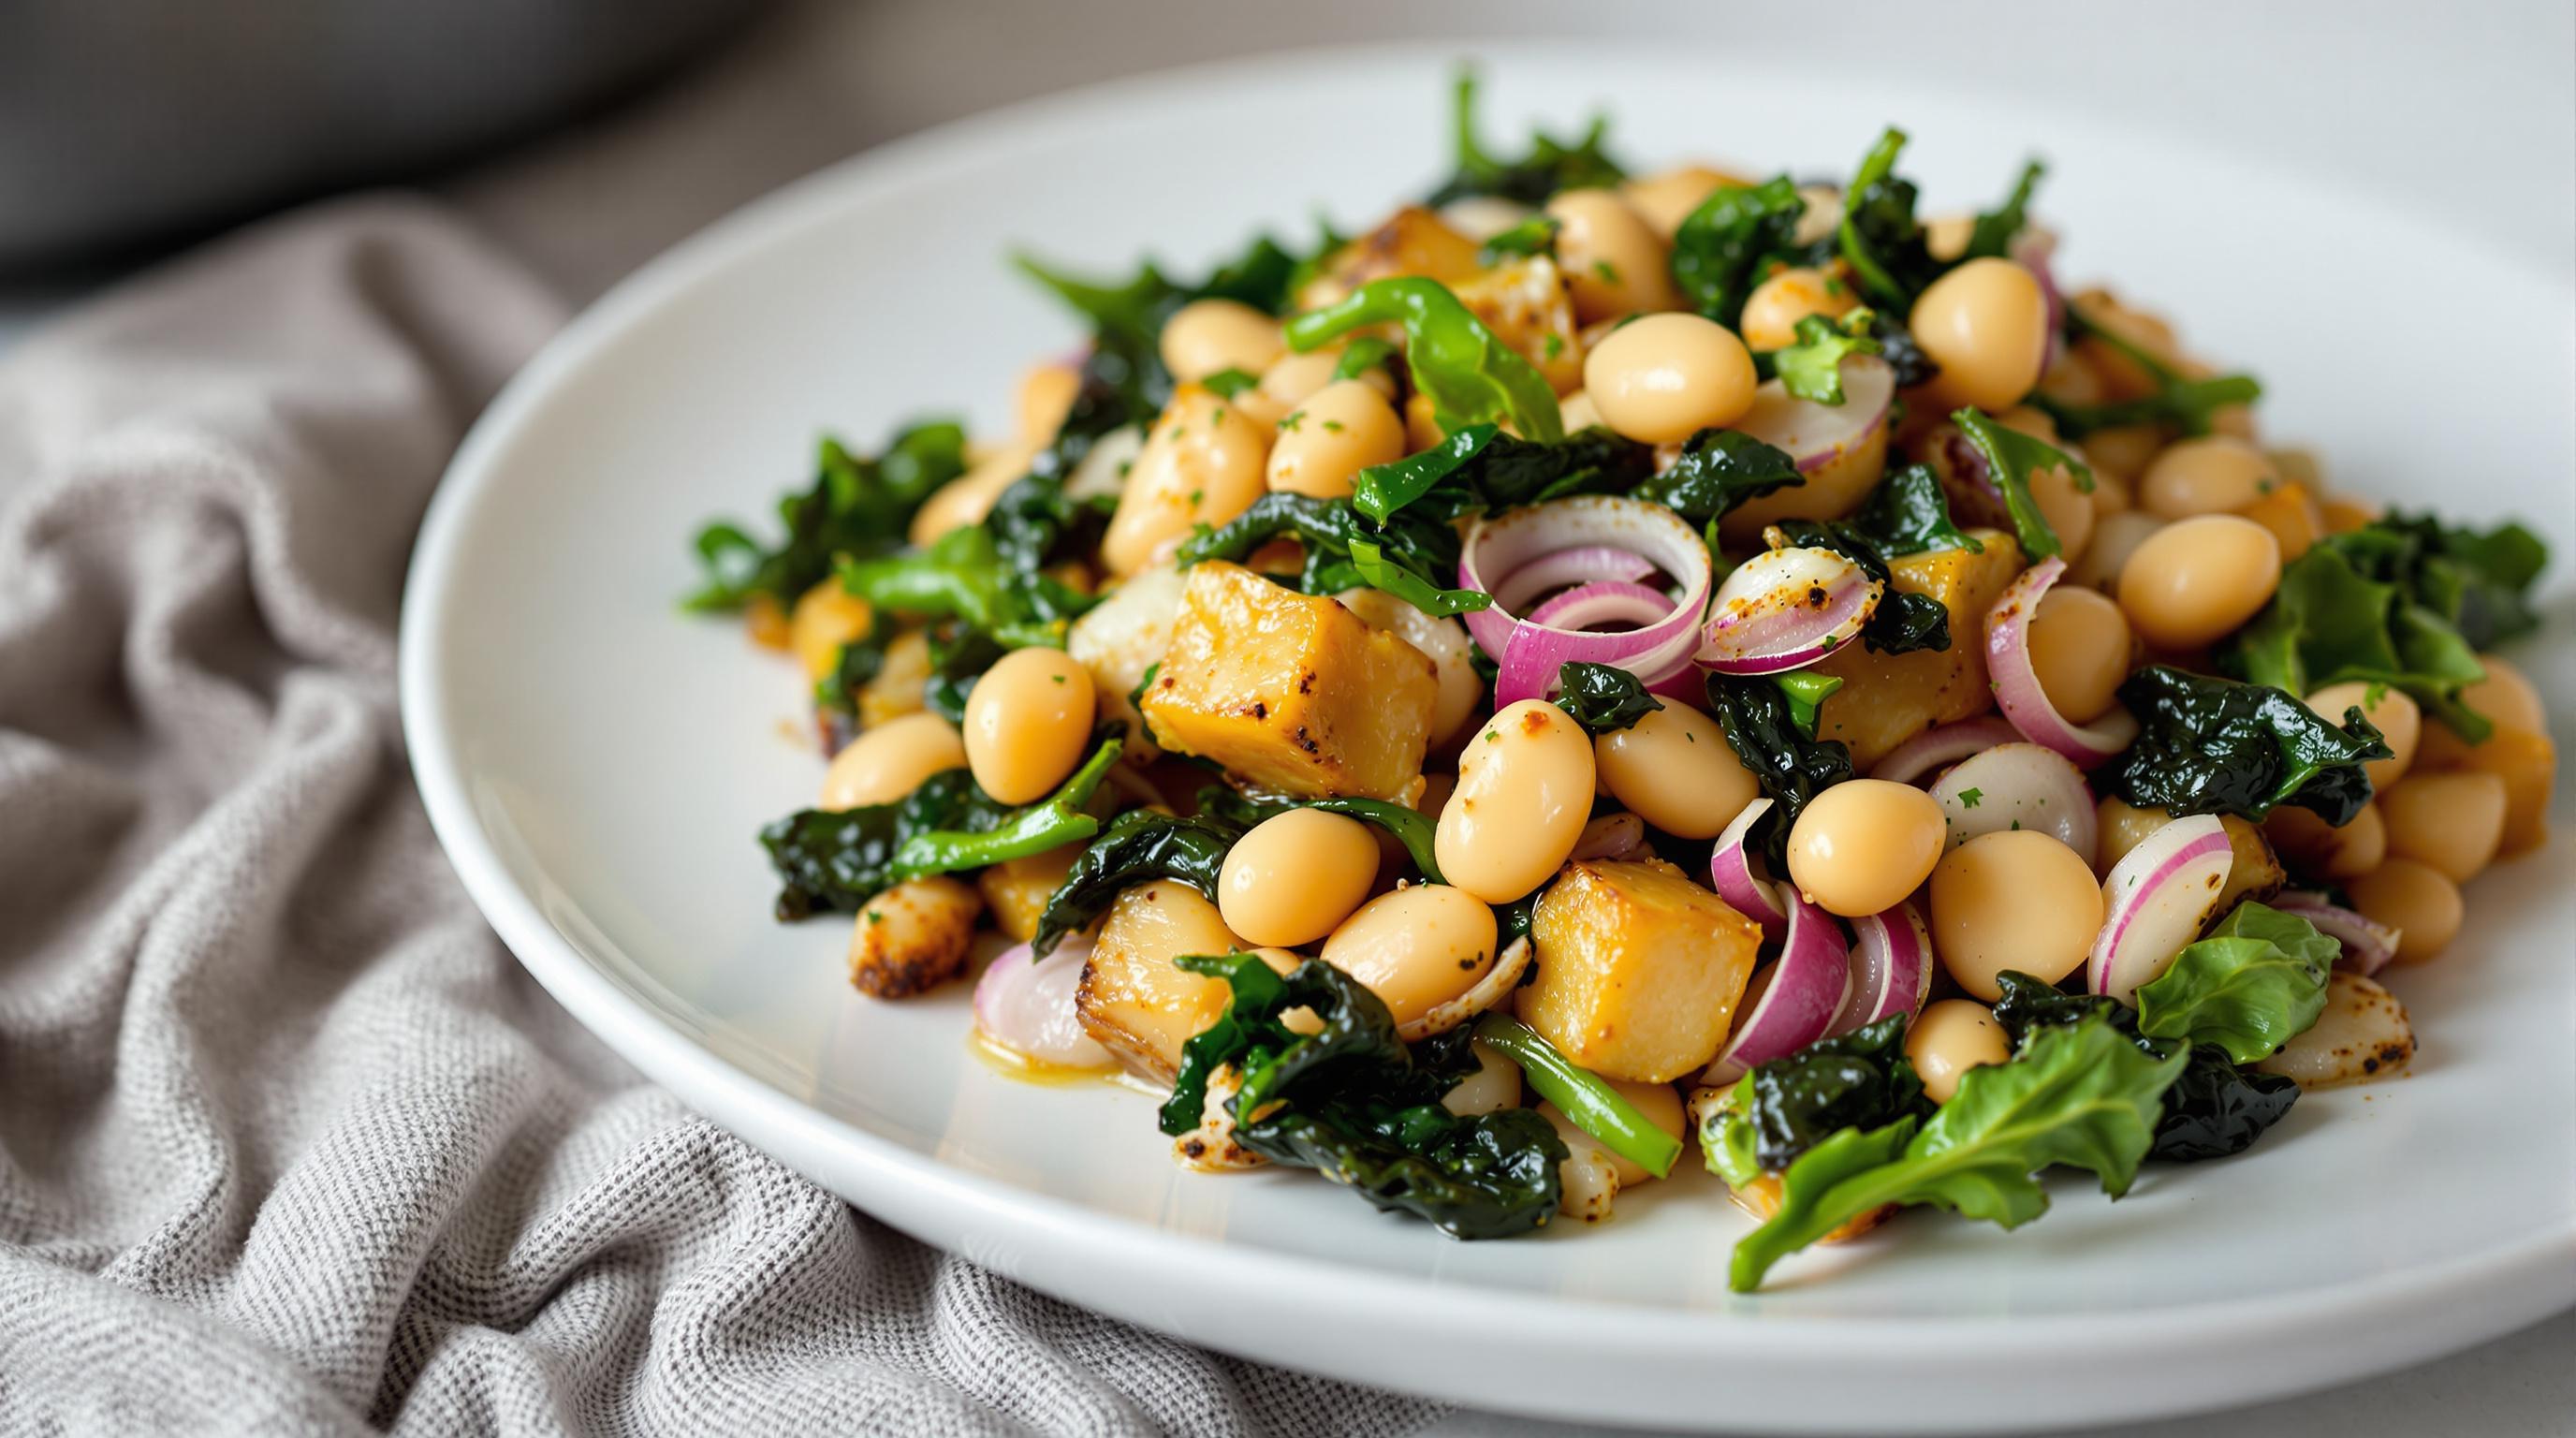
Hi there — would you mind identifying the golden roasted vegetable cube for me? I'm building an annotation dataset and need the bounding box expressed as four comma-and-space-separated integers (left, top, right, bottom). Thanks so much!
1075, 879, 1247, 1080
847, 876, 981, 999
856, 628, 931, 730
1295, 206, 1483, 311
1143, 562, 1438, 800
1522, 858, 1762, 1083
1810, 530, 2025, 769
978, 841, 1085, 944
1452, 256, 1584, 396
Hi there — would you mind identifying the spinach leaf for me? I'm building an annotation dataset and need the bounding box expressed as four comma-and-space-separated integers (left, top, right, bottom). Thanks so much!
1628, 429, 1805, 533
2032, 308, 2261, 438
1705, 672, 1855, 866
1989, 971, 2301, 1165
1772, 310, 1882, 405
1425, 70, 1626, 208
1776, 671, 1844, 739
921, 624, 1006, 725
839, 522, 1096, 650
2105, 666, 2392, 826
1959, 159, 2045, 262
1352, 424, 1652, 524
1837, 128, 1939, 310
1286, 277, 1565, 442
2135, 902, 2338, 1065
1768, 520, 1953, 657
1030, 806, 1242, 956
764, 740, 1121, 920
685, 422, 971, 611
1728, 1012, 2187, 1291
1949, 407, 2092, 561
1669, 177, 1807, 326
1177, 492, 1488, 616
1844, 462, 1983, 557
1702, 1014, 1934, 1183
1168, 954, 1568, 1240
1553, 661, 1663, 733
2224, 540, 2492, 742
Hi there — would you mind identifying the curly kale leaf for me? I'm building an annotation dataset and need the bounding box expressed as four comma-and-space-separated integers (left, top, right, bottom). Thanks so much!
1165, 954, 1566, 1240
2105, 666, 2392, 825
1705, 672, 1854, 867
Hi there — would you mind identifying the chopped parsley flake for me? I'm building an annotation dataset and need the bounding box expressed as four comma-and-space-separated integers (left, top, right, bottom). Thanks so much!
1280, 410, 1307, 433
1958, 787, 1984, 808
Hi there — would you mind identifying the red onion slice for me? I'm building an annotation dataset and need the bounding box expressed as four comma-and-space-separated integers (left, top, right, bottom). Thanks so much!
2088, 814, 2234, 1004
1703, 891, 1853, 1085
1523, 580, 1676, 630
973, 938, 1113, 1069
1735, 355, 1897, 477
1928, 741, 2099, 865
1698, 546, 1881, 676
2271, 890, 2402, 976
1984, 556, 2141, 768
1490, 545, 1657, 613
2010, 228, 2066, 372
1827, 901, 1936, 1036
1459, 497, 1715, 707
1868, 715, 2022, 785
1708, 797, 1788, 937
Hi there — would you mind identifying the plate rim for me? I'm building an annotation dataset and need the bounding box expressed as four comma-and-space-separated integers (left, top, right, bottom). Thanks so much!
399, 39, 2576, 1432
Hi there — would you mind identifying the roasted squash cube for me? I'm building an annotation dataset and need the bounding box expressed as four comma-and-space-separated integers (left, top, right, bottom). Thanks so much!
1452, 256, 1584, 396
1810, 530, 2025, 769
1074, 880, 1247, 1080
978, 840, 1085, 944
1143, 561, 1438, 800
1295, 205, 1484, 312
1522, 858, 1762, 1083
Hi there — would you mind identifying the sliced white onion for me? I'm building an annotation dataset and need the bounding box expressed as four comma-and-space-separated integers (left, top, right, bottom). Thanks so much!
1698, 546, 1882, 676
1827, 901, 1937, 1037
2088, 814, 2234, 1005
2271, 890, 2402, 977
1459, 497, 1716, 708
1984, 556, 2141, 768
973, 937, 1113, 1069
1703, 892, 1853, 1085
1571, 812, 1648, 862
1929, 741, 2099, 865
1708, 798, 1788, 938
1867, 715, 2022, 785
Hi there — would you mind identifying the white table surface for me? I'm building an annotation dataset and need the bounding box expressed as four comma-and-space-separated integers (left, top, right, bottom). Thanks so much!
7, 2, 2569, 1431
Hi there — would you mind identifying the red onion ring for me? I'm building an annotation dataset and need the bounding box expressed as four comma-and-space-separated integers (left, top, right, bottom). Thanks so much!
1459, 497, 1714, 708
1708, 798, 1788, 937
973, 938, 1112, 1069
1703, 891, 1853, 1085
1491, 545, 1657, 613
1868, 715, 2022, 785
2088, 814, 2234, 1004
2271, 890, 2401, 976
1827, 901, 1936, 1037
2010, 228, 2066, 372
1524, 580, 1675, 631
1697, 546, 1881, 676
1984, 556, 2141, 768
1928, 741, 2100, 865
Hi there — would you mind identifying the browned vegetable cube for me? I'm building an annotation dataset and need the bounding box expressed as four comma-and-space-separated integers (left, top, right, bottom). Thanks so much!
1522, 858, 1762, 1082
1075, 879, 1246, 1080
1810, 530, 2025, 769
847, 876, 981, 998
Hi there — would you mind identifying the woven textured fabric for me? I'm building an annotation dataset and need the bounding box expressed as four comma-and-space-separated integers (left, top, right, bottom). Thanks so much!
0, 198, 1439, 1438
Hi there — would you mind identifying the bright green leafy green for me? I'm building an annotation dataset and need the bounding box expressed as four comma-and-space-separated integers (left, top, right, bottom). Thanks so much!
1960, 159, 2045, 262
1729, 1012, 2188, 1291
2355, 513, 2549, 651
1700, 1014, 1931, 1186
1772, 310, 1882, 404
2135, 902, 2338, 1065
1178, 492, 1487, 616
1988, 971, 2303, 1164
2105, 666, 2392, 826
1705, 672, 1855, 866
1837, 127, 1939, 310
1844, 463, 1983, 556
1286, 277, 1565, 442
2032, 309, 2261, 438
2226, 539, 2492, 741
838, 522, 1095, 650
1775, 671, 1845, 739
685, 422, 970, 611
1949, 406, 2093, 561
1351, 423, 1652, 524
1478, 214, 1561, 263
1472, 1014, 1680, 1179
1331, 337, 1400, 382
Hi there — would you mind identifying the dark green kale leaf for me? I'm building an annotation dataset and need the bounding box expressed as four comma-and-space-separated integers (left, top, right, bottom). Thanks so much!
1704, 1015, 1935, 1183
685, 421, 970, 611
1030, 806, 1243, 956
1553, 662, 1664, 733
1959, 159, 2045, 262
1768, 520, 1953, 657
2224, 540, 2492, 741
1844, 463, 1983, 557
1164, 954, 1567, 1240
2325, 515, 2549, 654
1353, 423, 1653, 525
1668, 177, 1807, 326
1425, 70, 1626, 208
1705, 672, 1855, 866
2105, 666, 2392, 825
1837, 128, 1940, 310
764, 741, 1121, 920
920, 624, 1006, 725
1177, 492, 1488, 617
1628, 428, 1805, 534
1988, 971, 2301, 1165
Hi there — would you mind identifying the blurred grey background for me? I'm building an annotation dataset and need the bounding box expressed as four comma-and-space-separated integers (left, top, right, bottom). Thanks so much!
1, 2, 2566, 1433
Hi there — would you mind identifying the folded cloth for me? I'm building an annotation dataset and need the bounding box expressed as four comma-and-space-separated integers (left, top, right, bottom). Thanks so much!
0, 198, 1438, 1438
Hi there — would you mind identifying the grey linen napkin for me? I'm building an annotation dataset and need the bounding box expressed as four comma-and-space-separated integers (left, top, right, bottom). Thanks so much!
0, 198, 1440, 1438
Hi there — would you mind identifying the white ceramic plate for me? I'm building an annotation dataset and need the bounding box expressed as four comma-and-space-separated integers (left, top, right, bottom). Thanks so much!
401, 44, 2576, 1434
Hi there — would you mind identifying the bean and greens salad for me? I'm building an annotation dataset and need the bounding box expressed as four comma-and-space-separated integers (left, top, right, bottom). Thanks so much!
684, 75, 2554, 1290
